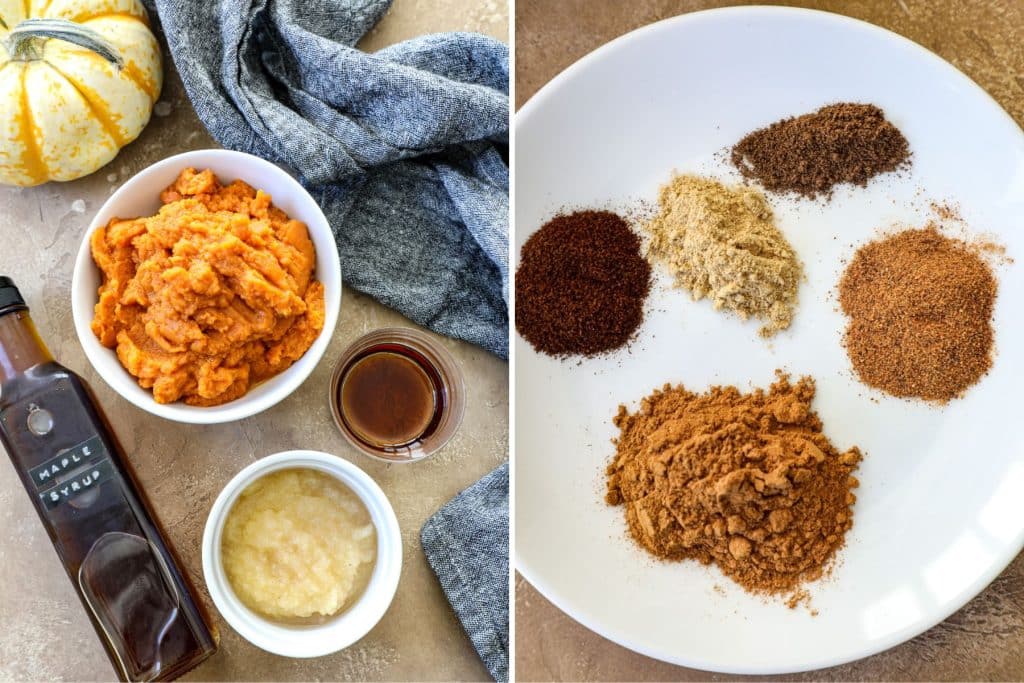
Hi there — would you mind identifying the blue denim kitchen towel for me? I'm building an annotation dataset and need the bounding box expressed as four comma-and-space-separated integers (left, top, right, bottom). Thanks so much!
152, 0, 510, 357
421, 463, 509, 682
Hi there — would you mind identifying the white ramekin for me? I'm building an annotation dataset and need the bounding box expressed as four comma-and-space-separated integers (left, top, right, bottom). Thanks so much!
201, 450, 401, 658
70, 149, 342, 424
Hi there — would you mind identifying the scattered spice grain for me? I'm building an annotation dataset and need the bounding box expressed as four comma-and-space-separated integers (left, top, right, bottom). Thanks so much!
731, 103, 910, 198
838, 226, 997, 401
606, 373, 861, 596
515, 210, 651, 356
644, 174, 801, 337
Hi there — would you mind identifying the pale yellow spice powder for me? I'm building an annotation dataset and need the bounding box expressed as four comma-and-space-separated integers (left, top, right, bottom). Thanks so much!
644, 174, 802, 337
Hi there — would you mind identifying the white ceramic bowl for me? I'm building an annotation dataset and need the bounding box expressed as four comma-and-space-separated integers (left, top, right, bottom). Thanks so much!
202, 450, 402, 658
71, 149, 342, 424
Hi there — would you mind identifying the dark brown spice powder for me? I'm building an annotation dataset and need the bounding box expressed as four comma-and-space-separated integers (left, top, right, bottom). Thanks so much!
515, 210, 651, 356
731, 103, 911, 198
838, 226, 997, 401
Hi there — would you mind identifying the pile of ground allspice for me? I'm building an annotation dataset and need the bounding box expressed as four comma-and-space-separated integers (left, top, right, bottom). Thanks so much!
515, 210, 651, 356
644, 174, 801, 337
839, 226, 998, 401
731, 103, 910, 198
606, 374, 862, 595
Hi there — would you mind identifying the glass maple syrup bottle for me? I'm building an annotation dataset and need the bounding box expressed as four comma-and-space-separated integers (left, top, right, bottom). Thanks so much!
0, 277, 216, 681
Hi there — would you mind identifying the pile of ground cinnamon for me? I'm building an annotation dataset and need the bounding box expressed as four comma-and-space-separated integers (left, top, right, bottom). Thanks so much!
605, 374, 861, 595
731, 103, 910, 198
644, 174, 801, 337
516, 210, 651, 356
838, 226, 997, 401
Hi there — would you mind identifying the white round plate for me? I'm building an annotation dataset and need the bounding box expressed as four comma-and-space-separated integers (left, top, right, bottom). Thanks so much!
515, 6, 1024, 674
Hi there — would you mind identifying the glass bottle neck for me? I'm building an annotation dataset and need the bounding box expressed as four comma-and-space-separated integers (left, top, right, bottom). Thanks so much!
0, 310, 52, 383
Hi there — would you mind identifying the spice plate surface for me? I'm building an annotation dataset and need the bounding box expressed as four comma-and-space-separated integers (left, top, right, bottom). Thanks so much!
514, 6, 1024, 674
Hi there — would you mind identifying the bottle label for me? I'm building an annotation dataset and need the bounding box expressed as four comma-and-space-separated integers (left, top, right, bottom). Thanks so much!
28, 435, 105, 489
29, 435, 116, 511
38, 458, 115, 510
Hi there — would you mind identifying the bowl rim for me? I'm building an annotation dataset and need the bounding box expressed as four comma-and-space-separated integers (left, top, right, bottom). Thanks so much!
70, 148, 342, 424
201, 450, 402, 658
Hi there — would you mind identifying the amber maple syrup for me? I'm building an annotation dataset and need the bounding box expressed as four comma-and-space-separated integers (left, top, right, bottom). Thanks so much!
0, 277, 216, 681
329, 328, 466, 462
337, 342, 446, 452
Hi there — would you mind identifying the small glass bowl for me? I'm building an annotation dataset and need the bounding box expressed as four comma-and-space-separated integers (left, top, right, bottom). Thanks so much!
329, 328, 466, 463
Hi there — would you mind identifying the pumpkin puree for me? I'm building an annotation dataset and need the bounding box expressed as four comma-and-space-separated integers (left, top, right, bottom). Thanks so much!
91, 168, 325, 406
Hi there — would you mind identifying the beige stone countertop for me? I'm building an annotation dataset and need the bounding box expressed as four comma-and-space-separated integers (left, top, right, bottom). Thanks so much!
0, 1, 507, 680
514, 0, 1024, 680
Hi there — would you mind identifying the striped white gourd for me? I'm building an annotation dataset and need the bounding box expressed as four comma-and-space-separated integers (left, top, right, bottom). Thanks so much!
0, 0, 162, 186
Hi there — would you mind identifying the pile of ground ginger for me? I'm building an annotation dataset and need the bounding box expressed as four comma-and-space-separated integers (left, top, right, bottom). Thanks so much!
605, 373, 861, 595
643, 174, 801, 337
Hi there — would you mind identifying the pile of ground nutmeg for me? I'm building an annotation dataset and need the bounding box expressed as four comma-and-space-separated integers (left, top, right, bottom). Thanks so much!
644, 174, 801, 337
731, 103, 910, 198
838, 225, 998, 402
605, 373, 862, 595
515, 210, 651, 356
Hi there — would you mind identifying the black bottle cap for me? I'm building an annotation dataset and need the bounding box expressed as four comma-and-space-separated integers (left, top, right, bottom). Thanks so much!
0, 276, 28, 317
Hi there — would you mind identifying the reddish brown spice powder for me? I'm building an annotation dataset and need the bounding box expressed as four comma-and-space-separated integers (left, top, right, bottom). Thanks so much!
606, 373, 861, 595
515, 210, 651, 356
731, 103, 910, 198
838, 226, 997, 401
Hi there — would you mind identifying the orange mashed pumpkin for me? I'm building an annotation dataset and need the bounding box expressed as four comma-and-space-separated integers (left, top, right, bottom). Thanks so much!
91, 168, 325, 406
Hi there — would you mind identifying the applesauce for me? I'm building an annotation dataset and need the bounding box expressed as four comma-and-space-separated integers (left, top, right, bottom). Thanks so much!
90, 168, 325, 406
221, 469, 377, 621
